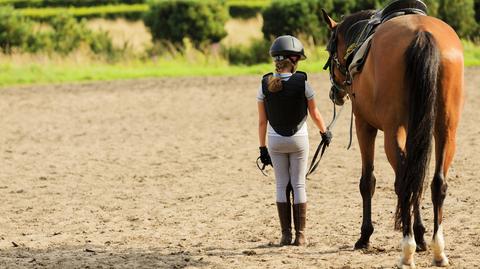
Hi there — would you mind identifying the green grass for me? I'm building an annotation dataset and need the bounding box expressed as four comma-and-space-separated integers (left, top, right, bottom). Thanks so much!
1, 40, 479, 88
463, 40, 480, 67
0, 59, 327, 87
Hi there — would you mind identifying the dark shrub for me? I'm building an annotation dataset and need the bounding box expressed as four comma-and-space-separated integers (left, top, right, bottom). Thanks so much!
0, 6, 32, 53
438, 0, 477, 38
355, 0, 381, 10
144, 1, 229, 48
262, 0, 334, 45
88, 30, 115, 56
475, 0, 480, 22
49, 14, 90, 54
24, 31, 53, 53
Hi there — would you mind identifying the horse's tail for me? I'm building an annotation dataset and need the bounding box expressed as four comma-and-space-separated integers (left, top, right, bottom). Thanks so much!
394, 31, 440, 231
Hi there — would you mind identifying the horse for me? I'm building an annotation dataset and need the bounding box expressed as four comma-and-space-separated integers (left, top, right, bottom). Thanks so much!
321, 2, 464, 268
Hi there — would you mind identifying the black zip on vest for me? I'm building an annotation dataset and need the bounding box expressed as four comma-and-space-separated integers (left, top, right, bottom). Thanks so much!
261, 71, 308, 136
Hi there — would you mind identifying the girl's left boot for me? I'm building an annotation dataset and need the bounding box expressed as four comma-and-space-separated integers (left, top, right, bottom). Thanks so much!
293, 203, 307, 246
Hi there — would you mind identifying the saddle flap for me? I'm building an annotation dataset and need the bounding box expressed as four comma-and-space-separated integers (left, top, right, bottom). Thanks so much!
345, 20, 369, 50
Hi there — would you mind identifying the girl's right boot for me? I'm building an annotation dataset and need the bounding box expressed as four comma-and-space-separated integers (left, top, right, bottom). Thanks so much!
276, 202, 292, 245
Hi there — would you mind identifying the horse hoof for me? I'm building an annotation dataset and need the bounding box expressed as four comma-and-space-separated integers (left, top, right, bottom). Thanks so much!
397, 259, 416, 269
432, 257, 449, 267
416, 241, 427, 252
354, 239, 369, 249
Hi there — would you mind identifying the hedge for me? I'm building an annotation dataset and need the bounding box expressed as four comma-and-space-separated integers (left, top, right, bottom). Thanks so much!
0, 0, 145, 8
262, 0, 334, 44
17, 4, 148, 20
227, 0, 270, 18
0, 6, 119, 57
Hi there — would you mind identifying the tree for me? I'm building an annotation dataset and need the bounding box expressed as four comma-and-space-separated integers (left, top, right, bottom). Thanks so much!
143, 1, 229, 48
438, 0, 477, 38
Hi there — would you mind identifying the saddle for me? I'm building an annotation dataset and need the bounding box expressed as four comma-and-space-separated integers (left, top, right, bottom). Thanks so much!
344, 0, 428, 78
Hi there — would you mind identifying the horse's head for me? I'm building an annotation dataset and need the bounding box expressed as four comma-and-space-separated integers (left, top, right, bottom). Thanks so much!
321, 9, 375, 105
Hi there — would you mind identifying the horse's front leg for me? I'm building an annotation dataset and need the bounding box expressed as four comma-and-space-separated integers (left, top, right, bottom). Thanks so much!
354, 116, 378, 249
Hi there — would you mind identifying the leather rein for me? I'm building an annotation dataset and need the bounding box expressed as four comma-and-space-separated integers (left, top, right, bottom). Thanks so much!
325, 28, 354, 153
305, 27, 355, 177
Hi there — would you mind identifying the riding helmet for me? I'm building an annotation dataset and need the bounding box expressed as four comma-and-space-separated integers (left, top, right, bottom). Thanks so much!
269, 35, 307, 60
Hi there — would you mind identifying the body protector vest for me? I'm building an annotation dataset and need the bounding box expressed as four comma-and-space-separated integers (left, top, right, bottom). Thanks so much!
261, 71, 308, 136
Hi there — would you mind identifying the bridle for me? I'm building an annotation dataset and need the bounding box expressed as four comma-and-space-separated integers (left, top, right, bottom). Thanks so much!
323, 27, 351, 95
322, 27, 355, 153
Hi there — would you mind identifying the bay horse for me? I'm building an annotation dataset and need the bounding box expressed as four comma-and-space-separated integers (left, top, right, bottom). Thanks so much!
321, 3, 464, 268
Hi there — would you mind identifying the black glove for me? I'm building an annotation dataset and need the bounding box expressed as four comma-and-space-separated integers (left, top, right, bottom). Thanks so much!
259, 146, 272, 166
320, 130, 333, 147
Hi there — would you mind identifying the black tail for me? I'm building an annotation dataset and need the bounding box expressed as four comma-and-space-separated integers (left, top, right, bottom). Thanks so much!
395, 31, 440, 232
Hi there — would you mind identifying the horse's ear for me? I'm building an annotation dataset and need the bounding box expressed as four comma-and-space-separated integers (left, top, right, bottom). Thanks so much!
321, 9, 337, 30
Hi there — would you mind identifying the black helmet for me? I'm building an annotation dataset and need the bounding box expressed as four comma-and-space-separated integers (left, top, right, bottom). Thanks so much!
269, 35, 306, 60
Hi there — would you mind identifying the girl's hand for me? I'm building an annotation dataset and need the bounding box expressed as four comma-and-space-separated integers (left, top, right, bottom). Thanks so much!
320, 130, 333, 146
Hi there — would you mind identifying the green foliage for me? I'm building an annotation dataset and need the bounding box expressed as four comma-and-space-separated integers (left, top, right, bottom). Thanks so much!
0, 6, 32, 53
0, 0, 146, 8
474, 0, 480, 22
223, 38, 270, 65
239, 0, 480, 41
0, 7, 119, 57
227, 0, 270, 18
49, 14, 90, 54
262, 0, 334, 45
24, 31, 52, 53
229, 5, 262, 19
332, 0, 356, 18
438, 0, 477, 38
88, 30, 115, 56
422, 0, 439, 17
144, 1, 229, 48
18, 4, 148, 21
355, 0, 382, 10
48, 14, 119, 58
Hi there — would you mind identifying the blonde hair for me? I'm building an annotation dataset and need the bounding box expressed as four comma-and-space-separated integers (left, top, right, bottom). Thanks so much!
267, 58, 298, 92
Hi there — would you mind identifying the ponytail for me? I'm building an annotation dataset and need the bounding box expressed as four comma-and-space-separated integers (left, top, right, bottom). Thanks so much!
267, 75, 283, 92
267, 58, 298, 92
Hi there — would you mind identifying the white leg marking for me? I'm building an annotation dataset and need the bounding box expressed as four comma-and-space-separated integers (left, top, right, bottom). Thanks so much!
398, 235, 417, 269
431, 225, 449, 267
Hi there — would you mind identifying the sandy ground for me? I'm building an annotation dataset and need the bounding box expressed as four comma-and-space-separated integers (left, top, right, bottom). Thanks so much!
0, 69, 478, 269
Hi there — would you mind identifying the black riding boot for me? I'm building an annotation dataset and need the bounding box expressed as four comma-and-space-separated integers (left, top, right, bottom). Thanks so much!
276, 202, 292, 245
293, 203, 307, 246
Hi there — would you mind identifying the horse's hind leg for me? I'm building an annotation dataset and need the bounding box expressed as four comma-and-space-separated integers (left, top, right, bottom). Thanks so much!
430, 58, 463, 267
431, 121, 457, 266
413, 206, 427, 251
384, 129, 417, 268
354, 116, 378, 249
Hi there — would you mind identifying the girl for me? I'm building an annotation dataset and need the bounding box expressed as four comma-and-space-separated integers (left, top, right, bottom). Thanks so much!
257, 35, 332, 246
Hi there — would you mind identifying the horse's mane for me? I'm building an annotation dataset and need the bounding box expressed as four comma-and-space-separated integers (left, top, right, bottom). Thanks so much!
337, 10, 376, 38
